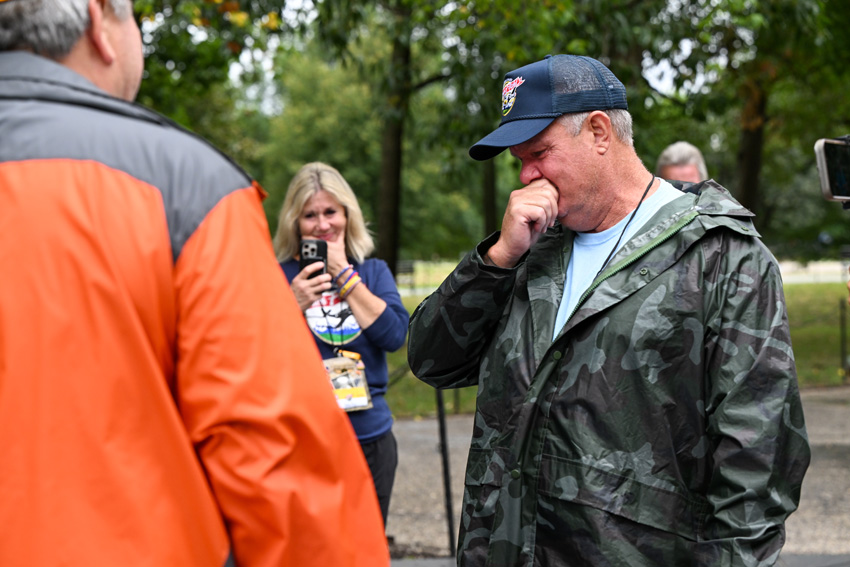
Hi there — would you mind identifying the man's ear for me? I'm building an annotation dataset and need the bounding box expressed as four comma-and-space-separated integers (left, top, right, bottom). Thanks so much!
87, 0, 117, 64
587, 111, 612, 154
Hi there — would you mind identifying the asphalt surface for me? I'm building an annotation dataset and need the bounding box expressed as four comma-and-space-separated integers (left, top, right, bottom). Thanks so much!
388, 385, 850, 567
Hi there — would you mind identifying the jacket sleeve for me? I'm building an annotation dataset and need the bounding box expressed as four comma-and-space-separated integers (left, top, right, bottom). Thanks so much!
361, 258, 409, 352
702, 233, 810, 565
407, 233, 519, 389
173, 184, 389, 567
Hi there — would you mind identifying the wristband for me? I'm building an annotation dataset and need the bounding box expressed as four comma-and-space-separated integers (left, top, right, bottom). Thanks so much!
339, 274, 362, 298
335, 264, 353, 282
339, 269, 358, 289
341, 279, 362, 299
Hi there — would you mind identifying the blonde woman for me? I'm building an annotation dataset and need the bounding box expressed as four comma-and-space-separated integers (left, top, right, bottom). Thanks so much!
274, 162, 408, 528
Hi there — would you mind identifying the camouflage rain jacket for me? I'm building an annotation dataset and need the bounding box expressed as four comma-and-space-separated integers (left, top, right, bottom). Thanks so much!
408, 181, 810, 567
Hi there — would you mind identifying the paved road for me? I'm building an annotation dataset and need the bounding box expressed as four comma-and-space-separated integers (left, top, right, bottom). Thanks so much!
388, 386, 850, 566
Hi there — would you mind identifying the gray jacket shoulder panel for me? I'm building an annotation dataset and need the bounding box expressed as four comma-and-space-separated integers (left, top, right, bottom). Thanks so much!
0, 52, 253, 262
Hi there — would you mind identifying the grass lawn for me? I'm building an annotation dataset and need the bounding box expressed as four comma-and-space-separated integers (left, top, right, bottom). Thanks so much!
784, 282, 850, 388
385, 282, 850, 418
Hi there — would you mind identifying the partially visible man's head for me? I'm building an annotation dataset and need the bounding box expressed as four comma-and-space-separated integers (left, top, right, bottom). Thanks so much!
469, 54, 631, 161
0, 0, 128, 58
655, 141, 708, 183
0, 0, 142, 101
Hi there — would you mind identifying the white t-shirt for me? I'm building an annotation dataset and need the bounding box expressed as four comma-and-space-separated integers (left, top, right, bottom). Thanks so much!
552, 179, 683, 341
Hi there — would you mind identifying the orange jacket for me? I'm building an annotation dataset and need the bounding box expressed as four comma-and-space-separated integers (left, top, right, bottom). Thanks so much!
0, 52, 389, 567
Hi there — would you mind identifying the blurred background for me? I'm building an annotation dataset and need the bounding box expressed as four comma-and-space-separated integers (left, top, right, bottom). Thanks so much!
130, 3, 850, 560
133, 0, 850, 397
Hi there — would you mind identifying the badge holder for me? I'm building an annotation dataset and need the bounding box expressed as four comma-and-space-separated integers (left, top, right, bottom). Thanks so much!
323, 349, 372, 412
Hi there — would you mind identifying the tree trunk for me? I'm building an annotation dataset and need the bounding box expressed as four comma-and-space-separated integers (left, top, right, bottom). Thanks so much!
378, 110, 404, 275
376, 16, 411, 276
736, 78, 768, 221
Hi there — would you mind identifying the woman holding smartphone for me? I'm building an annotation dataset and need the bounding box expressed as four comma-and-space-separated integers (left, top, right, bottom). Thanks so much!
273, 162, 409, 529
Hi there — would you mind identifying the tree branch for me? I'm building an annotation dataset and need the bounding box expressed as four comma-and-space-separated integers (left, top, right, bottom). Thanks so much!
644, 80, 687, 108
412, 72, 452, 92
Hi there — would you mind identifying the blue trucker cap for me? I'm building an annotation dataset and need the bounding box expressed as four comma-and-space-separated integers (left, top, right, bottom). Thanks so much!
469, 54, 628, 161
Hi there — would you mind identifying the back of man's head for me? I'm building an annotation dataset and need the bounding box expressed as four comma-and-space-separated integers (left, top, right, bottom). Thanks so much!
0, 0, 131, 60
655, 141, 708, 182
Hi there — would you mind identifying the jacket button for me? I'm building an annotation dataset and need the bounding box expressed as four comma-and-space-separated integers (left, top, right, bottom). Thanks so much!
639, 267, 649, 276
510, 469, 521, 479
553, 351, 562, 360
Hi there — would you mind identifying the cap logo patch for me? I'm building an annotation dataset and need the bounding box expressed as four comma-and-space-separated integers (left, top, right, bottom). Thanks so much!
502, 77, 525, 117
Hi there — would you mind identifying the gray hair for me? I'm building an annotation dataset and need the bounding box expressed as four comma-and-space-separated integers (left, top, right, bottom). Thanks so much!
0, 0, 132, 59
557, 109, 634, 147
655, 141, 708, 180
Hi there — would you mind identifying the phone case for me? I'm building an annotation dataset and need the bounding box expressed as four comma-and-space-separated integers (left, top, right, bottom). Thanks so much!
299, 239, 327, 277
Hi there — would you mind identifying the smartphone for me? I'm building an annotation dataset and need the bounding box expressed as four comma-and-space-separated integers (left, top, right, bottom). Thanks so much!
815, 138, 850, 201
299, 239, 328, 278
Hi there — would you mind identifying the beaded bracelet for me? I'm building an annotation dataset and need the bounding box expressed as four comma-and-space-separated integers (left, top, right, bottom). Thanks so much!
335, 264, 353, 283
339, 274, 362, 299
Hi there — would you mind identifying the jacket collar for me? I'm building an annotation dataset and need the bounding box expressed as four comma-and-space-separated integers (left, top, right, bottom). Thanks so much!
533, 181, 758, 345
0, 51, 167, 127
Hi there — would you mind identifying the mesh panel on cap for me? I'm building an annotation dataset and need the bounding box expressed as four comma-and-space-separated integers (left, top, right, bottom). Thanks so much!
551, 56, 604, 93
550, 55, 627, 113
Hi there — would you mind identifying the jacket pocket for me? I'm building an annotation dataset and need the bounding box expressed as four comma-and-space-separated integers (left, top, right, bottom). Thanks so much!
537, 453, 709, 541
459, 447, 515, 567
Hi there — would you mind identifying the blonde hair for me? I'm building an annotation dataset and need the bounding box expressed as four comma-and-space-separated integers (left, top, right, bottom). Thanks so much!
272, 162, 375, 264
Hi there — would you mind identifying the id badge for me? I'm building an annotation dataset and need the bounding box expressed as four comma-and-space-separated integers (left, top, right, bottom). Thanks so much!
323, 350, 372, 412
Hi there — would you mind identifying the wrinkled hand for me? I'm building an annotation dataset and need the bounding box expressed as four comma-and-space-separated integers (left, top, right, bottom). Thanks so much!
291, 261, 332, 312
487, 179, 560, 268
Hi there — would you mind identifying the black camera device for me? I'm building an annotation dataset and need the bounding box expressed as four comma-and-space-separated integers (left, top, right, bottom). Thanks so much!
815, 136, 850, 208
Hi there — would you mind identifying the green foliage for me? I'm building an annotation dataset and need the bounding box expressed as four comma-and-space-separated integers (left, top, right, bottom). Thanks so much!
260, 45, 384, 235
784, 282, 850, 387
260, 41, 488, 259
135, 0, 291, 142
639, 0, 850, 259
136, 0, 850, 265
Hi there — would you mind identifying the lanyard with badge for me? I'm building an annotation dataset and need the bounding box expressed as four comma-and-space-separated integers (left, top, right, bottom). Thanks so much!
302, 260, 373, 412
323, 349, 373, 412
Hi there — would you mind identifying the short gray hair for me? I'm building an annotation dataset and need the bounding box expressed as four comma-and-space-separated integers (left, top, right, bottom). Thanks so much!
0, 0, 132, 59
655, 141, 708, 180
557, 109, 634, 147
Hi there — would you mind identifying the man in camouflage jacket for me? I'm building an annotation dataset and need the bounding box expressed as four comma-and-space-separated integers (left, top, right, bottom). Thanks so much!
408, 55, 810, 567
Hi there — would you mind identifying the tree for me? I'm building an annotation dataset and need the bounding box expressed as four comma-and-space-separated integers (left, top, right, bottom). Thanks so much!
134, 0, 291, 145
135, 0, 850, 264
261, 41, 486, 260
311, 1, 461, 273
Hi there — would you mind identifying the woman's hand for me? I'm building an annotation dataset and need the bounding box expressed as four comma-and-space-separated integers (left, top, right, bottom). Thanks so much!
325, 237, 350, 282
291, 261, 332, 312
